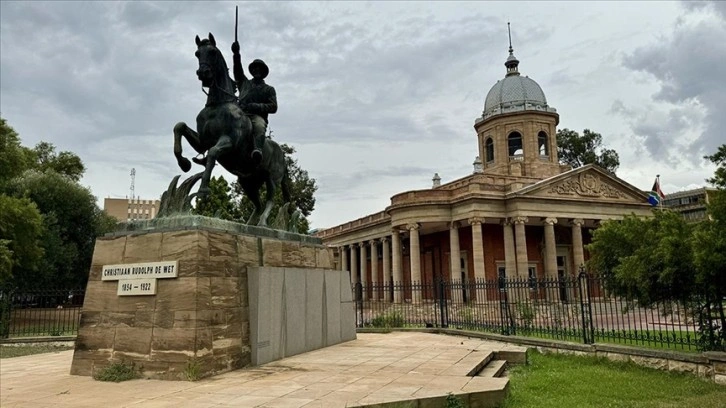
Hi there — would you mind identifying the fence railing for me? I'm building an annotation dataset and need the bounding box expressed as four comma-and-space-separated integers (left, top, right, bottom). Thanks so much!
0, 288, 84, 338
353, 273, 725, 352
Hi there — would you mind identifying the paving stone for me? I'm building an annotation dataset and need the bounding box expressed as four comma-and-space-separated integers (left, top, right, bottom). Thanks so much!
8, 333, 521, 408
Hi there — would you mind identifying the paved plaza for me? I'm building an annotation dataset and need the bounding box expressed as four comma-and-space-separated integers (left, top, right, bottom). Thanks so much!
0, 332, 524, 407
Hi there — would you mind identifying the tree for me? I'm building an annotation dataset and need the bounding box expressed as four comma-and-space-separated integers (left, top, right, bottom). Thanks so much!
705, 144, 726, 189
233, 143, 317, 233
691, 144, 726, 348
5, 170, 113, 289
0, 117, 112, 289
587, 210, 695, 304
556, 128, 620, 173
0, 117, 33, 186
0, 196, 44, 287
193, 175, 242, 221
586, 145, 726, 350
28, 141, 85, 182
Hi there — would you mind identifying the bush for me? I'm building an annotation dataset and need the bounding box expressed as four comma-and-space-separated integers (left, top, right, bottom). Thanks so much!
183, 358, 202, 381
93, 360, 140, 382
369, 310, 404, 328
445, 392, 467, 408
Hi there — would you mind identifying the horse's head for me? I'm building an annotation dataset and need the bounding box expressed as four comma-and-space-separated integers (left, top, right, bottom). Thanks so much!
194, 33, 224, 88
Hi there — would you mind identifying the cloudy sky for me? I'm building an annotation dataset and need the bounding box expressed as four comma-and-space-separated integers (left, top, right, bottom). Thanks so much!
1, 1, 724, 229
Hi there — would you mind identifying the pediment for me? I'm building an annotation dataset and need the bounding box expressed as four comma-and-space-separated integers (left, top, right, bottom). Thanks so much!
511, 165, 648, 203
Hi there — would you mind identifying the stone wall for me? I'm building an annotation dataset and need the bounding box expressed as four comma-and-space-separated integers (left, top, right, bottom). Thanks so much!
248, 267, 356, 365
70, 219, 343, 380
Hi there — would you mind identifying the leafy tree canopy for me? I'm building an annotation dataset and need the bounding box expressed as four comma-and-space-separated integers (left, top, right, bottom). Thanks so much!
193, 175, 242, 221
0, 196, 44, 286
587, 210, 695, 305
0, 117, 113, 289
693, 144, 726, 300
556, 128, 620, 174
5, 170, 111, 288
0, 118, 33, 185
586, 145, 726, 350
28, 141, 86, 182
705, 144, 726, 189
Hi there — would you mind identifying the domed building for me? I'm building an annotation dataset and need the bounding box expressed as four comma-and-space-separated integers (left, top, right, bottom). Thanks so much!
316, 41, 652, 303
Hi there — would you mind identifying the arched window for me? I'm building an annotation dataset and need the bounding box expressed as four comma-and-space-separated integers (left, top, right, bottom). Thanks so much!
485, 138, 494, 163
508, 132, 523, 158
538, 131, 549, 157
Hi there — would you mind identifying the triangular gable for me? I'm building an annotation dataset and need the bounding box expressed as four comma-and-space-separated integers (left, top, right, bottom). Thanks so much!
508, 164, 649, 203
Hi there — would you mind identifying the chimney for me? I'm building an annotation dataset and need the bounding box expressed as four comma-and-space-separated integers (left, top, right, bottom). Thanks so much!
432, 173, 441, 188
473, 156, 483, 174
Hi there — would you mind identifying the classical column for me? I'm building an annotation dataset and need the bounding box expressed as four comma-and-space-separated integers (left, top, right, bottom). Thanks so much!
571, 218, 585, 273
381, 236, 391, 302
350, 243, 359, 286
359, 241, 368, 293
470, 217, 486, 281
341, 245, 349, 273
369, 239, 379, 300
513, 216, 529, 278
543, 218, 558, 278
449, 221, 461, 282
391, 230, 403, 303
408, 223, 422, 303
502, 220, 516, 279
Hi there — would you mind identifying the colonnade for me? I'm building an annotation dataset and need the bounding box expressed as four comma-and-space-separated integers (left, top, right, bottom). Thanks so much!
337, 217, 587, 303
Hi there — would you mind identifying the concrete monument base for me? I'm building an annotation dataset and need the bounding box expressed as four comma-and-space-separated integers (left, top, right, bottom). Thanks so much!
70, 216, 356, 380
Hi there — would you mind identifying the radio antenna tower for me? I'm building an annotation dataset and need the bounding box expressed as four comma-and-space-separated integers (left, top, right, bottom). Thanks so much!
130, 168, 136, 199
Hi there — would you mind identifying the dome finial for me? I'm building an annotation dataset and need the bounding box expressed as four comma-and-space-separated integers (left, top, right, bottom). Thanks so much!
505, 22, 520, 76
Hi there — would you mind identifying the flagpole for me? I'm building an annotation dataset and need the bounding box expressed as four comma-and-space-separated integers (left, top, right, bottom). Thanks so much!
657, 174, 663, 209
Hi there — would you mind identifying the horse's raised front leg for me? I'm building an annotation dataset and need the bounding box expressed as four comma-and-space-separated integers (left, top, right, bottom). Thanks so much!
173, 122, 202, 172
198, 135, 233, 196
257, 176, 277, 227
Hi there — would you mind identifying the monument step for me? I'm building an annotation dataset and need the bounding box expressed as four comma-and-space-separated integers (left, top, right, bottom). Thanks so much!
441, 350, 494, 377
477, 359, 508, 378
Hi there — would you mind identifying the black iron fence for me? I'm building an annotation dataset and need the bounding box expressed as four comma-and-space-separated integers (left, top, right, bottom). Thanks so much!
353, 273, 725, 352
0, 288, 84, 338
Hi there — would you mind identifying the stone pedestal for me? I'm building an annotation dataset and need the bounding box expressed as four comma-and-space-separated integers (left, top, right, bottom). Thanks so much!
70, 216, 355, 380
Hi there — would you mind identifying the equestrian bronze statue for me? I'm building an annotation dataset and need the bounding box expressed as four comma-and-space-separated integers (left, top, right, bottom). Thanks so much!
172, 32, 290, 227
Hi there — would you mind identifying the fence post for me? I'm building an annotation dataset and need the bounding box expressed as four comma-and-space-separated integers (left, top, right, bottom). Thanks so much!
355, 282, 363, 327
438, 279, 448, 328
0, 287, 14, 339
577, 268, 593, 344
498, 276, 513, 335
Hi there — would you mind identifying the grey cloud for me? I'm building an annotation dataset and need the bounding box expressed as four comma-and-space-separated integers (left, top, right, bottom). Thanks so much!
611, 99, 704, 166
621, 3, 726, 160
682, 1, 726, 19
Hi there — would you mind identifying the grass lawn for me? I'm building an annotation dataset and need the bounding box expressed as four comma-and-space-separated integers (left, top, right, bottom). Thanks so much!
0, 345, 73, 359
501, 351, 726, 408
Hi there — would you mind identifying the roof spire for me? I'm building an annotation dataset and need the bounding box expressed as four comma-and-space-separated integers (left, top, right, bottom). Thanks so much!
508, 22, 513, 54
505, 22, 520, 76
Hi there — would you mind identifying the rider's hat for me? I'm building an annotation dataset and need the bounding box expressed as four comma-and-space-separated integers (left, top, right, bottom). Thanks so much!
249, 59, 269, 79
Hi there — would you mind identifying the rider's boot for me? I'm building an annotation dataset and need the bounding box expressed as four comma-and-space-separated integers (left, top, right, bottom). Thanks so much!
251, 132, 264, 165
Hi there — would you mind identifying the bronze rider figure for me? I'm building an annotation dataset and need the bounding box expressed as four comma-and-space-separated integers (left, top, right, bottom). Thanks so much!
231, 40, 277, 165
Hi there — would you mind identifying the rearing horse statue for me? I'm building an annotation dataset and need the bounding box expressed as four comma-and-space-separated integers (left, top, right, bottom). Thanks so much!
173, 32, 290, 227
